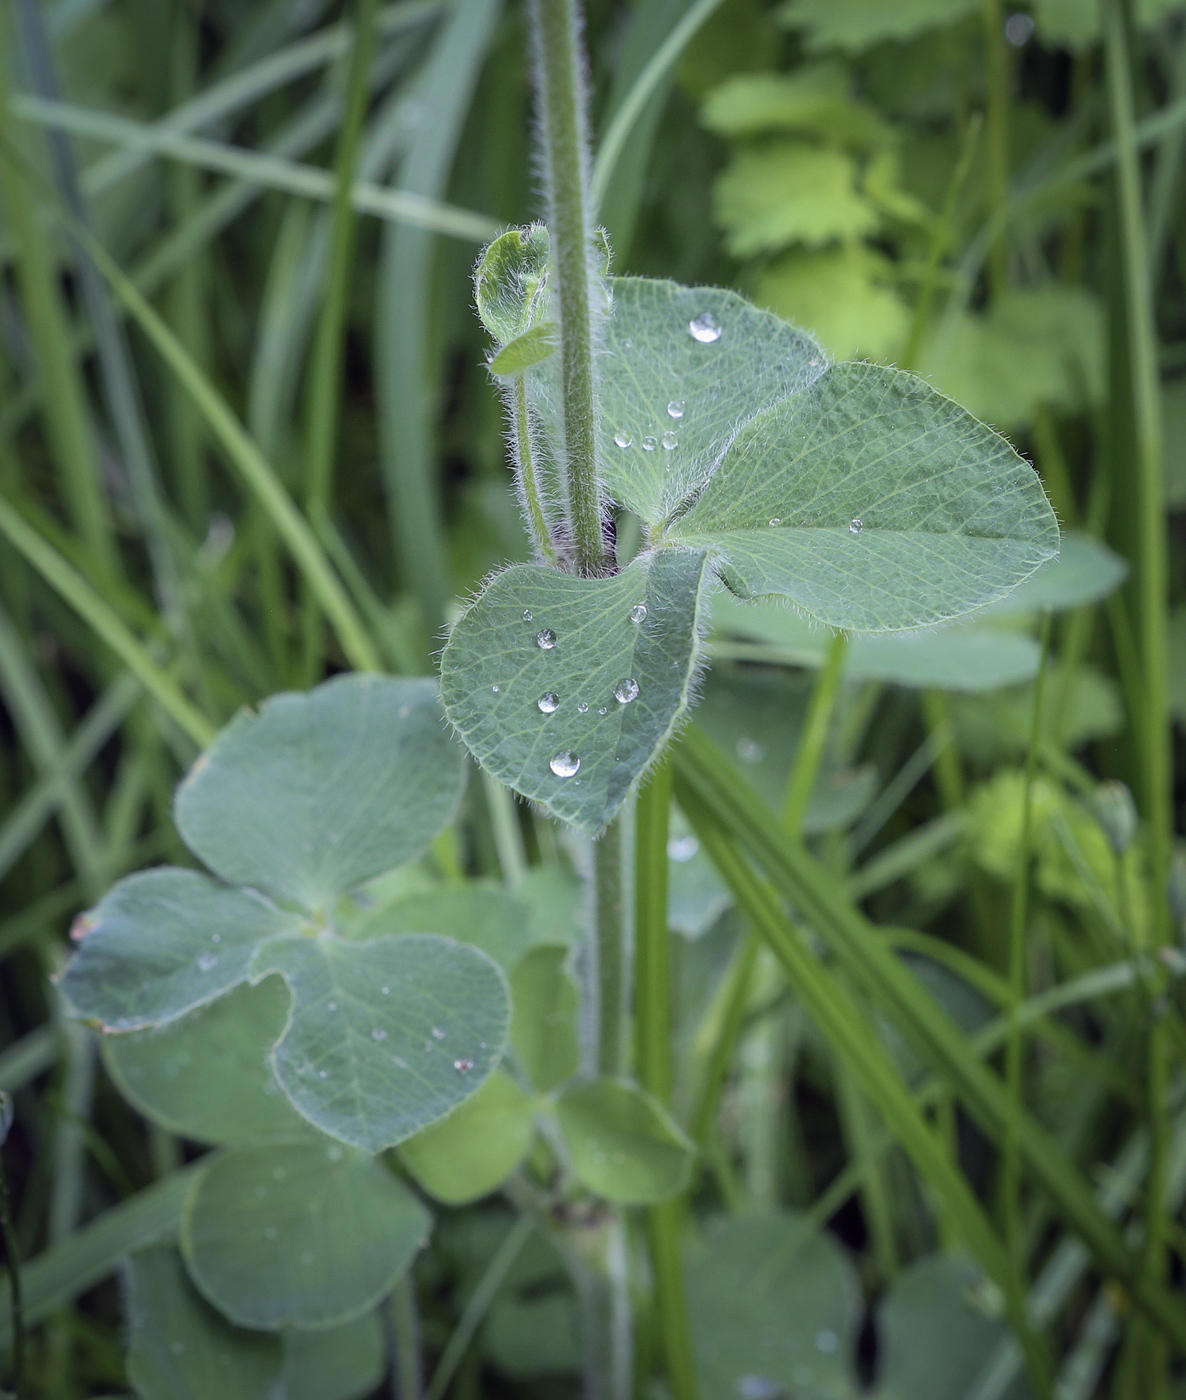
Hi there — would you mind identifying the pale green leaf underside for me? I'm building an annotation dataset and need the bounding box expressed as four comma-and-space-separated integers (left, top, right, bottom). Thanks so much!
182, 1139, 430, 1331
175, 676, 464, 911
60, 868, 300, 1030
441, 550, 711, 834
556, 1078, 695, 1205
253, 934, 510, 1152
103, 979, 307, 1144
672, 361, 1059, 631
584, 278, 826, 525
125, 1244, 281, 1400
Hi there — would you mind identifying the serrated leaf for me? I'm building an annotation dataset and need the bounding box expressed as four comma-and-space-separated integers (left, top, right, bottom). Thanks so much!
252, 934, 510, 1152
670, 361, 1059, 631
511, 946, 581, 1092
440, 549, 712, 833
181, 1138, 430, 1331
702, 64, 883, 143
875, 1255, 1025, 1400
277, 1313, 385, 1400
490, 322, 557, 376
357, 883, 543, 972
757, 243, 908, 361
556, 1078, 695, 1204
547, 279, 826, 527
174, 676, 464, 911
928, 287, 1105, 429
103, 980, 307, 1144
124, 1244, 282, 1400
475, 225, 550, 344
715, 142, 879, 257
398, 1071, 536, 1204
59, 868, 300, 1031
685, 1212, 861, 1400
777, 0, 981, 52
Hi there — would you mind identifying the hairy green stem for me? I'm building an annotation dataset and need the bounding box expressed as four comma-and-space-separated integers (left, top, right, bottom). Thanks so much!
634, 757, 698, 1400
512, 375, 559, 565
530, 0, 606, 576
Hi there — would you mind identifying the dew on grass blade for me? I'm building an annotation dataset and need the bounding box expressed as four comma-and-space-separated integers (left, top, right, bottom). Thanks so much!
550, 750, 581, 777
538, 692, 560, 714
689, 311, 722, 343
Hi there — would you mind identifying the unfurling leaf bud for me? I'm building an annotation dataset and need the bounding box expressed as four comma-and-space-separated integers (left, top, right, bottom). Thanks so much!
474, 224, 551, 345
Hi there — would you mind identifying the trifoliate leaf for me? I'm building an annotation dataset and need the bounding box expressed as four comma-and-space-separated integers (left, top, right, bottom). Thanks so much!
556, 1078, 695, 1204
103, 979, 307, 1144
174, 676, 463, 912
475, 225, 550, 344
440, 549, 712, 834
124, 1244, 282, 1400
670, 361, 1059, 631
252, 934, 509, 1152
398, 1071, 536, 1204
181, 1138, 430, 1330
59, 868, 300, 1030
715, 142, 879, 257
777, 0, 981, 53
756, 243, 908, 360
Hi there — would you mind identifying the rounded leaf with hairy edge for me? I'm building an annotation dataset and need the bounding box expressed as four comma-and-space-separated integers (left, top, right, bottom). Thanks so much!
58, 868, 300, 1031
441, 549, 711, 834
475, 225, 550, 345
279, 1312, 386, 1400
124, 1244, 282, 1400
684, 1211, 860, 1400
251, 934, 510, 1152
181, 1138, 430, 1331
556, 1078, 695, 1204
399, 1071, 536, 1204
983, 529, 1127, 616
530, 278, 826, 528
175, 676, 464, 910
511, 946, 580, 1092
670, 361, 1059, 632
103, 979, 307, 1144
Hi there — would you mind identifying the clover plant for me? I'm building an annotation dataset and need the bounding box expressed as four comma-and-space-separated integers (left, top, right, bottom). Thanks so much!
48, 0, 1059, 1396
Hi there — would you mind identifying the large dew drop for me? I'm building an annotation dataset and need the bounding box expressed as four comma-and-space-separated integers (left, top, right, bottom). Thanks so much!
536, 628, 557, 649
661, 431, 678, 450
689, 311, 722, 344
614, 430, 632, 448
523, 609, 533, 622
613, 678, 639, 704
667, 400, 685, 419
629, 603, 648, 624
849, 518, 863, 534
642, 435, 657, 452
550, 750, 581, 778
538, 692, 560, 714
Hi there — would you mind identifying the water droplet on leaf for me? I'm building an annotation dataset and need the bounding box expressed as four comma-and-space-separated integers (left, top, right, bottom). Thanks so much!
642, 435, 657, 451
550, 750, 581, 778
454, 1057, 474, 1072
577, 702, 589, 714
668, 835, 699, 862
538, 692, 560, 714
431, 1026, 446, 1040
327, 1002, 337, 1012
667, 400, 685, 419
815, 1331, 839, 1355
197, 952, 218, 973
491, 684, 500, 693
381, 986, 390, 995
536, 628, 557, 649
613, 678, 639, 704
614, 430, 632, 448
523, 609, 533, 622
661, 431, 677, 450
598, 707, 608, 715
736, 737, 765, 764
850, 518, 863, 534
372, 1028, 388, 1042
689, 311, 722, 343
629, 603, 647, 623
768, 518, 780, 526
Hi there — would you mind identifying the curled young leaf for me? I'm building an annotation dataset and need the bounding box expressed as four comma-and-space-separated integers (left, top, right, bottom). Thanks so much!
475, 225, 551, 345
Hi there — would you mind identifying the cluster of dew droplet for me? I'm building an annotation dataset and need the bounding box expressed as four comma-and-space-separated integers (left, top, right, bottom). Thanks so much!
611, 315, 719, 453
